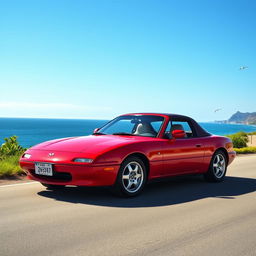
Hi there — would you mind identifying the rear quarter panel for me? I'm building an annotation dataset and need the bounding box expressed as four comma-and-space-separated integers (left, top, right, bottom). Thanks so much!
203, 135, 236, 169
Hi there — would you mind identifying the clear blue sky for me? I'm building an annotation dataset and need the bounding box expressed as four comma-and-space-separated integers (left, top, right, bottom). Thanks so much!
0, 0, 255, 121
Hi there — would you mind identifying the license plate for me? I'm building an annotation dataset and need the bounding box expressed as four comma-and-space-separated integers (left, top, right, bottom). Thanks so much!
35, 162, 53, 176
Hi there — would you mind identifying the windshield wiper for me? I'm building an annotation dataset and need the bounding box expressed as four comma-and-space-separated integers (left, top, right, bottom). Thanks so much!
92, 132, 106, 135
112, 132, 135, 136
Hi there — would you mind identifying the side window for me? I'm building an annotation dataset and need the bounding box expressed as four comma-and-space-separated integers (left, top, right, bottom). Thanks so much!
164, 120, 195, 138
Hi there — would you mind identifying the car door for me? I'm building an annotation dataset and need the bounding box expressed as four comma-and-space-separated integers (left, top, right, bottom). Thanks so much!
161, 120, 205, 176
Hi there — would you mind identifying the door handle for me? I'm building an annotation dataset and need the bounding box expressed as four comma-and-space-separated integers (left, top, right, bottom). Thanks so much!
195, 144, 202, 147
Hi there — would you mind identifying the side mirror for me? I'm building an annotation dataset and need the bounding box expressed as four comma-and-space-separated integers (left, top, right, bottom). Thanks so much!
171, 129, 186, 139
93, 128, 100, 134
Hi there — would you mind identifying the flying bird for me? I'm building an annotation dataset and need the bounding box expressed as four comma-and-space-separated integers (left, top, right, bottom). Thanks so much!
239, 66, 248, 70
214, 108, 222, 113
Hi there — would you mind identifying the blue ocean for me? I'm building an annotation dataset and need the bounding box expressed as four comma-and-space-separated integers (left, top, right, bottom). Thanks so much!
0, 118, 256, 148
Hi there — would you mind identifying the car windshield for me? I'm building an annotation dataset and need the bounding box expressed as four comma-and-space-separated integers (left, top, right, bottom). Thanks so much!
96, 115, 165, 137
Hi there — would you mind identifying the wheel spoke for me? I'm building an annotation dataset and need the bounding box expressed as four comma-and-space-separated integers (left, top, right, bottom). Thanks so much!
128, 165, 133, 173
127, 181, 133, 189
215, 168, 220, 175
215, 166, 224, 177
135, 173, 142, 179
213, 163, 218, 167
123, 174, 129, 180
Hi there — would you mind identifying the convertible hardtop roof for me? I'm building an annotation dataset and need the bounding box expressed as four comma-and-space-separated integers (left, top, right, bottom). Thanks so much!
122, 113, 211, 137
123, 112, 193, 118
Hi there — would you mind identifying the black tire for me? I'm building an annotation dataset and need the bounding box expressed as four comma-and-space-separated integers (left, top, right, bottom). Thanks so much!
112, 156, 147, 197
41, 183, 65, 190
204, 150, 227, 182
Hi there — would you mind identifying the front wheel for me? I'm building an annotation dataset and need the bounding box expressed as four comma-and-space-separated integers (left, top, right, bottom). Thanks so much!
204, 150, 227, 182
41, 183, 65, 190
112, 157, 147, 197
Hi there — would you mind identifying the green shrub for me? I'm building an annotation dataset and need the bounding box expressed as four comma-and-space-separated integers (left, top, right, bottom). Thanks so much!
234, 147, 256, 154
0, 136, 26, 177
0, 136, 26, 157
227, 131, 249, 148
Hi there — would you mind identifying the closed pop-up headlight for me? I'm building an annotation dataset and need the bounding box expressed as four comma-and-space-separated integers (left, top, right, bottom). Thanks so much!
73, 158, 93, 163
23, 153, 31, 159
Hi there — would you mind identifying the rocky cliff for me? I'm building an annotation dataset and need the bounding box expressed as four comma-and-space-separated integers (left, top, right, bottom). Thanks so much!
228, 111, 256, 124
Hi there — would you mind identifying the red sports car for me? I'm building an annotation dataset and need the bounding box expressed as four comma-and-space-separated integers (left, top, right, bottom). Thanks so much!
20, 113, 236, 196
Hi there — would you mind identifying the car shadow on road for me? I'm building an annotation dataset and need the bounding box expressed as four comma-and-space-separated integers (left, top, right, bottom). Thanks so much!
37, 176, 256, 208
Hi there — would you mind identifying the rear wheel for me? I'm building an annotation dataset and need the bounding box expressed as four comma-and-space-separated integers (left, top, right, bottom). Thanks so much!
112, 157, 147, 197
41, 183, 65, 190
204, 150, 227, 182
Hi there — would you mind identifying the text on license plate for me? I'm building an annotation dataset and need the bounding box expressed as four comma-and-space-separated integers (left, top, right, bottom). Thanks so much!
35, 162, 53, 176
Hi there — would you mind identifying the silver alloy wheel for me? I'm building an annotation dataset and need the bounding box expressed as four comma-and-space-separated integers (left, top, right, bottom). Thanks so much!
213, 154, 226, 178
122, 161, 144, 193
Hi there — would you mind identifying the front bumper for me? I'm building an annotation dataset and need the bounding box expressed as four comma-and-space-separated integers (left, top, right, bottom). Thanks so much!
20, 161, 120, 186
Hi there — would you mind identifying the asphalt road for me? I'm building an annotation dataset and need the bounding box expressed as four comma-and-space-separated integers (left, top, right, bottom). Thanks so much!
1, 155, 256, 256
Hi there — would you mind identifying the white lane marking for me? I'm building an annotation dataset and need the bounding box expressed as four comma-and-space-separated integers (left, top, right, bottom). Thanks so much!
0, 181, 38, 188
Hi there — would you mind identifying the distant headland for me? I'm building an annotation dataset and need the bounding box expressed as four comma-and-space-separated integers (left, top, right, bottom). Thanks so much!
216, 111, 256, 125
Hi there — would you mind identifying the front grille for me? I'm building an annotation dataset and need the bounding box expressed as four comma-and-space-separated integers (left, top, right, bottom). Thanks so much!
30, 170, 72, 182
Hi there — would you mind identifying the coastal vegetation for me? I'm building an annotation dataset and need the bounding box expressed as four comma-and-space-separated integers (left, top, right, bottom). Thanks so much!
247, 131, 256, 135
227, 131, 249, 148
227, 131, 256, 154
0, 136, 26, 177
234, 147, 256, 154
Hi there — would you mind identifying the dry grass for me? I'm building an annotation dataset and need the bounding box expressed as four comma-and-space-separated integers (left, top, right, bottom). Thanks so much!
0, 155, 25, 177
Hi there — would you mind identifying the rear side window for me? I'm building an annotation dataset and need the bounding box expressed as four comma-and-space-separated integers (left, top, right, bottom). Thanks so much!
165, 120, 195, 138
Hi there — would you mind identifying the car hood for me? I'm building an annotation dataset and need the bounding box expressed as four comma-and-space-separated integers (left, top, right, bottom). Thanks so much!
31, 135, 153, 154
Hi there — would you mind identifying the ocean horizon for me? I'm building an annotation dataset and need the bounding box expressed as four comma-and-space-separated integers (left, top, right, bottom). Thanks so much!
1, 117, 256, 148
